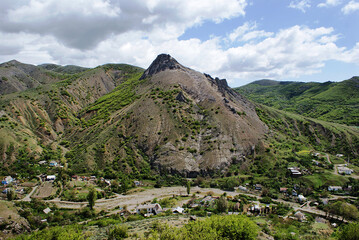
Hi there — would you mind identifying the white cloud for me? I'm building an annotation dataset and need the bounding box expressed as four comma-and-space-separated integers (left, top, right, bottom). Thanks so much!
318, 0, 341, 8
0, 0, 359, 86
289, 0, 311, 13
342, 1, 359, 14
228, 22, 273, 43
0, 0, 247, 50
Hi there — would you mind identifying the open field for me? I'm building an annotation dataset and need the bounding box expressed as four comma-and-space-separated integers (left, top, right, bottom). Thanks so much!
33, 182, 57, 199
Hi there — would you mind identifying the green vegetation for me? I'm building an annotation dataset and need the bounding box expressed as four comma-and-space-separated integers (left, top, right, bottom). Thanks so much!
236, 77, 359, 126
148, 215, 258, 240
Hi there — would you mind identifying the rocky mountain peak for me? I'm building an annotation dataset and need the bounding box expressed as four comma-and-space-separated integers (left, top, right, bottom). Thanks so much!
140, 54, 183, 79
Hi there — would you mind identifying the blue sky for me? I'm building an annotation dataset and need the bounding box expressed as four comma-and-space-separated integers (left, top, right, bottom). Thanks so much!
0, 0, 358, 86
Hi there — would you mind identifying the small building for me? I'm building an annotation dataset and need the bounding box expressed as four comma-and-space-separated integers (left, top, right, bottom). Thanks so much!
255, 184, 263, 190
43, 207, 52, 214
298, 195, 306, 202
288, 167, 302, 177
172, 206, 185, 214
49, 161, 58, 167
312, 160, 321, 166
328, 186, 343, 191
280, 188, 288, 193
136, 203, 162, 215
292, 190, 298, 196
1, 176, 13, 185
134, 181, 141, 186
238, 186, 248, 192
337, 166, 353, 175
46, 175, 56, 181
38, 160, 47, 165
294, 211, 306, 222
336, 154, 344, 158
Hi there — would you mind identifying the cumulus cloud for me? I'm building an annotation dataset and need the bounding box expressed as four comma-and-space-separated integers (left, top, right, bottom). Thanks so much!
0, 0, 358, 86
289, 0, 311, 13
0, 0, 247, 50
342, 1, 359, 14
317, 0, 342, 8
228, 22, 273, 43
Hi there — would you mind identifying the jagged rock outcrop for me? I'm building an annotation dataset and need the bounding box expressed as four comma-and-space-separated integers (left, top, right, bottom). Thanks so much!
140, 54, 185, 79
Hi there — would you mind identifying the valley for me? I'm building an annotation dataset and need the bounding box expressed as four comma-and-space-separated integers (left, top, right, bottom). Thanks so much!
0, 55, 358, 239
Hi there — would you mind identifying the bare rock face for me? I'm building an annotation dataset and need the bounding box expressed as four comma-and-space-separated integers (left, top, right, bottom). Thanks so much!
128, 54, 268, 176
140, 54, 185, 80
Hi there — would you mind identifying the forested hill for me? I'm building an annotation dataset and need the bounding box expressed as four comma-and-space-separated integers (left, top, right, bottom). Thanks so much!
235, 77, 359, 126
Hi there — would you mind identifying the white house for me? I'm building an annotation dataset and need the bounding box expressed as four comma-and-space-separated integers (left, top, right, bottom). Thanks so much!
328, 186, 342, 191
136, 203, 162, 215
46, 175, 56, 181
298, 195, 307, 202
337, 166, 354, 175
172, 206, 185, 214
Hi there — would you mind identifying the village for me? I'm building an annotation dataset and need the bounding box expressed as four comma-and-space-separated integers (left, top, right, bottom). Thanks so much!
0, 150, 358, 239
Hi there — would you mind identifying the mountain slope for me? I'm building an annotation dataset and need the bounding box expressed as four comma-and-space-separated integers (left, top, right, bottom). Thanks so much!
64, 54, 268, 176
235, 78, 359, 126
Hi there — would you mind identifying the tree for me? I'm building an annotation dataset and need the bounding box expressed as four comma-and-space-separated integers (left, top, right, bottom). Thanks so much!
108, 225, 128, 240
186, 181, 191, 195
6, 188, 15, 201
337, 222, 359, 240
216, 196, 228, 213
87, 188, 97, 210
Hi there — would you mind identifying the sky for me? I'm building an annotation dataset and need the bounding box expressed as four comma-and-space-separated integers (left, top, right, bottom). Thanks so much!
0, 0, 358, 87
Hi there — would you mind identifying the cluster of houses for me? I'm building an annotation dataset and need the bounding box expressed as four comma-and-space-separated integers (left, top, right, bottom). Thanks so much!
1, 176, 25, 196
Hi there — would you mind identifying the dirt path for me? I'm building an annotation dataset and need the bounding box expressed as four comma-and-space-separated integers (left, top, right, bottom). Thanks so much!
20, 186, 38, 202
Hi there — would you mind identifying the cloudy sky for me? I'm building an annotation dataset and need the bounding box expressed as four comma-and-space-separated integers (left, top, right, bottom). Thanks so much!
0, 0, 358, 86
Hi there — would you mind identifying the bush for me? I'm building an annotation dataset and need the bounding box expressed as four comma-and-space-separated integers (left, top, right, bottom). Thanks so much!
108, 225, 128, 240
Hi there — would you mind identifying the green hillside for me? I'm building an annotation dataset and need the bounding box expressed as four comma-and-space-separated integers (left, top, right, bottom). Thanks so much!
235, 77, 359, 126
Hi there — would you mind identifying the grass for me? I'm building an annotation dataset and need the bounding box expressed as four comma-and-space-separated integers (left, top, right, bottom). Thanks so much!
302, 171, 348, 188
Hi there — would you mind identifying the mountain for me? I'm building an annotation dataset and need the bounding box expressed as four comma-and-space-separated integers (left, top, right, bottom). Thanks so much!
65, 54, 268, 176
235, 78, 359, 126
0, 55, 358, 180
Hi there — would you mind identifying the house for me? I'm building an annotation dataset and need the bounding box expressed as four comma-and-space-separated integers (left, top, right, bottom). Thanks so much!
288, 167, 302, 177
49, 161, 58, 167
238, 186, 248, 192
134, 181, 141, 186
336, 154, 344, 158
43, 207, 52, 214
201, 196, 217, 205
136, 203, 162, 215
328, 186, 343, 191
298, 195, 306, 202
38, 160, 47, 165
280, 188, 288, 193
337, 166, 354, 175
312, 160, 321, 166
46, 175, 56, 181
1, 176, 13, 185
255, 184, 263, 190
172, 206, 185, 214
294, 211, 306, 222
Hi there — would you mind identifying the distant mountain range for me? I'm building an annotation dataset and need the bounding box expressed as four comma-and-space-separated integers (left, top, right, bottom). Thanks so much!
235, 78, 359, 126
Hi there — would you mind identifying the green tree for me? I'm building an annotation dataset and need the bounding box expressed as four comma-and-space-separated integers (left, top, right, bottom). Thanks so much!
216, 196, 228, 213
337, 222, 359, 240
7, 188, 15, 201
87, 188, 97, 210
108, 225, 128, 240
186, 181, 191, 195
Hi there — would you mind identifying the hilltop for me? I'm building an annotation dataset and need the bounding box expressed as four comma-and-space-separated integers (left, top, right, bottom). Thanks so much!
235, 78, 359, 126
